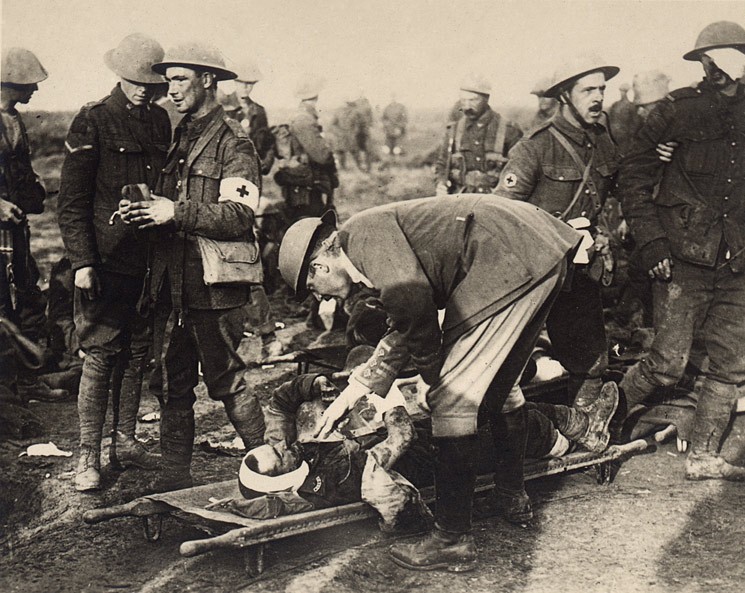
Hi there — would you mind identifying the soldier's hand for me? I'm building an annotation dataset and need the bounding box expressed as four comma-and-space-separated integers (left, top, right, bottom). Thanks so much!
75, 266, 101, 300
0, 198, 24, 224
314, 393, 352, 440
435, 182, 449, 196
648, 257, 673, 281
312, 375, 340, 403
123, 195, 175, 229
656, 141, 678, 163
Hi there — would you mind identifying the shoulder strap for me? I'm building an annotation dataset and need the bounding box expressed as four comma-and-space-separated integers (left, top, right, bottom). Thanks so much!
453, 117, 465, 152
548, 127, 594, 221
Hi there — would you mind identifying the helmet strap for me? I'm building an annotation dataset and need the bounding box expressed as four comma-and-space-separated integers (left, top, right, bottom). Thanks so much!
560, 89, 595, 130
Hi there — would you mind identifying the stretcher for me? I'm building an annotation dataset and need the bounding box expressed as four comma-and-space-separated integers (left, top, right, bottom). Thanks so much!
82, 438, 648, 576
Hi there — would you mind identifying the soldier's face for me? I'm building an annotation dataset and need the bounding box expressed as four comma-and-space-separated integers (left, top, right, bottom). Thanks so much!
459, 91, 489, 119
120, 78, 158, 106
1, 83, 38, 105
306, 255, 352, 302
700, 54, 736, 90
567, 72, 606, 124
236, 81, 255, 101
165, 67, 210, 113
250, 443, 302, 476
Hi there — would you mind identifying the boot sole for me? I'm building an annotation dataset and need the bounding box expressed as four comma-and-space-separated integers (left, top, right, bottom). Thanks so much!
389, 554, 477, 573
582, 383, 620, 453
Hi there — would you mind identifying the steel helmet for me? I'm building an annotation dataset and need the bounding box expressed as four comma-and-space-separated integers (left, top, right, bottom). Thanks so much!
633, 70, 671, 106
530, 76, 553, 97
104, 33, 165, 84
278, 210, 338, 296
543, 54, 619, 98
235, 61, 263, 83
152, 42, 236, 80
460, 73, 492, 96
684, 21, 745, 61
295, 77, 325, 101
1, 47, 48, 85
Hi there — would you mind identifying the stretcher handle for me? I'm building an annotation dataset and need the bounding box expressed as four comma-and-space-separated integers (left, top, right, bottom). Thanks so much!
180, 528, 254, 557
83, 499, 171, 524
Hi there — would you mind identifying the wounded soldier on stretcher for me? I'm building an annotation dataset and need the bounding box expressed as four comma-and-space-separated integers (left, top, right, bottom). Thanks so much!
220, 352, 619, 529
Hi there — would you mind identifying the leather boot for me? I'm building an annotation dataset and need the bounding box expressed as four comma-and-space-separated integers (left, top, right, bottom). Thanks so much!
685, 379, 745, 481
388, 436, 478, 572
75, 445, 101, 492
224, 391, 266, 450
571, 376, 603, 411
112, 431, 161, 470
576, 382, 619, 453
152, 406, 195, 492
388, 526, 477, 572
490, 406, 532, 524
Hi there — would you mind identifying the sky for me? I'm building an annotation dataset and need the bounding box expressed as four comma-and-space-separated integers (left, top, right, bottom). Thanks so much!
2, 0, 744, 114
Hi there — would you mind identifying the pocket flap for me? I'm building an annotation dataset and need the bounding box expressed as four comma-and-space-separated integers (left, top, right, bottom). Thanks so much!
542, 164, 582, 181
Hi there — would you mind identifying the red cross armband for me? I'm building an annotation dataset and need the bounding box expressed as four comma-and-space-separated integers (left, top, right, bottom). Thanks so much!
218, 177, 260, 211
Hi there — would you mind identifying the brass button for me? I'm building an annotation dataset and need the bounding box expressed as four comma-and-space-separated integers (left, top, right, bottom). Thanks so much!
119, 147, 126, 152
146, 165, 151, 170
723, 213, 728, 218
475, 157, 481, 161
178, 158, 185, 164
584, 189, 590, 194
176, 180, 182, 188
559, 176, 565, 180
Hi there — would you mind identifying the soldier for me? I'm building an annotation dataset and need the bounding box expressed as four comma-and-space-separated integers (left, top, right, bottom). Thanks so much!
274, 78, 337, 221
330, 97, 367, 171
381, 95, 408, 157
608, 82, 639, 154
231, 62, 275, 175
0, 47, 67, 404
529, 77, 559, 129
119, 42, 266, 491
617, 21, 745, 480
495, 55, 621, 411
633, 70, 671, 120
57, 34, 171, 491
435, 74, 522, 195
276, 196, 616, 571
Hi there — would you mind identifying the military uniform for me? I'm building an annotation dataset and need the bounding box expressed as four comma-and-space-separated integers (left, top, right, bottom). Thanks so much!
495, 111, 621, 405
231, 98, 275, 174
150, 104, 265, 445
282, 101, 337, 220
618, 80, 745, 445
58, 84, 171, 476
608, 94, 641, 154
0, 102, 48, 390
435, 106, 522, 193
381, 100, 407, 154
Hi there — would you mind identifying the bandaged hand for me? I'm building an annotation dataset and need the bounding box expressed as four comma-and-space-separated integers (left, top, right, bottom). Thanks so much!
314, 375, 370, 439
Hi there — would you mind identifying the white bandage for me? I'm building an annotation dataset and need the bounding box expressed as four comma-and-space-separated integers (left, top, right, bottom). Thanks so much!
704, 48, 745, 80
366, 382, 408, 423
219, 177, 260, 211
567, 216, 594, 265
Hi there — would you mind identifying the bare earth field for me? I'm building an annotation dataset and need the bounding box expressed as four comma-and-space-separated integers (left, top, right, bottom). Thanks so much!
2, 111, 745, 593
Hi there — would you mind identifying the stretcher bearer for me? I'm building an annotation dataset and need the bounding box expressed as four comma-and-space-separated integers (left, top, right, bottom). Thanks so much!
495, 55, 621, 412
58, 34, 171, 491
119, 42, 266, 492
278, 195, 617, 571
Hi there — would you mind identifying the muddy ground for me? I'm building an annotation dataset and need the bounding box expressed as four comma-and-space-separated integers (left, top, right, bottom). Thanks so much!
2, 160, 745, 593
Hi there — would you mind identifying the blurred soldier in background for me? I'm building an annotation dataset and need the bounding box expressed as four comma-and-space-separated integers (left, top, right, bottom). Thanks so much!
618, 21, 745, 481
633, 70, 671, 120
354, 92, 375, 169
231, 62, 275, 175
120, 42, 267, 491
435, 74, 522, 195
274, 78, 338, 221
381, 95, 408, 157
0, 47, 67, 405
496, 55, 621, 412
608, 81, 638, 154
529, 77, 559, 129
57, 34, 171, 491
330, 97, 368, 171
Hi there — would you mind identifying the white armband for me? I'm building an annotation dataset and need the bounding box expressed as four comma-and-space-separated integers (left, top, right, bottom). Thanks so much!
218, 177, 260, 211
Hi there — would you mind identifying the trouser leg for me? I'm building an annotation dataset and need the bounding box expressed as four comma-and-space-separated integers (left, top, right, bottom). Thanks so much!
546, 271, 608, 407
116, 319, 150, 438
433, 435, 478, 534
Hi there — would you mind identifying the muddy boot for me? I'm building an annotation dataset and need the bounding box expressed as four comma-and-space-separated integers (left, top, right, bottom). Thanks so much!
571, 376, 603, 411
576, 382, 619, 453
152, 407, 195, 492
389, 436, 478, 572
75, 445, 101, 492
224, 392, 266, 450
113, 431, 161, 470
685, 379, 744, 481
389, 527, 477, 572
490, 406, 532, 523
